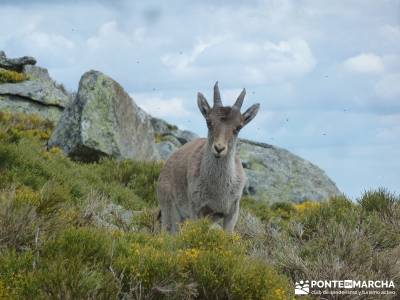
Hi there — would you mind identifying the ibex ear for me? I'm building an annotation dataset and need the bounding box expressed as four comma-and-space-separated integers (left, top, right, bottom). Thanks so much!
242, 103, 260, 126
197, 92, 211, 118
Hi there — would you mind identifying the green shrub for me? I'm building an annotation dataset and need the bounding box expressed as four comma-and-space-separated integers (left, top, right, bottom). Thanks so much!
0, 112, 53, 143
41, 227, 112, 264
241, 197, 300, 229
299, 195, 357, 239
0, 186, 68, 252
95, 158, 163, 207
271, 202, 296, 220
241, 196, 273, 222
34, 258, 118, 300
0, 249, 37, 298
0, 188, 39, 251
131, 207, 161, 233
359, 188, 398, 216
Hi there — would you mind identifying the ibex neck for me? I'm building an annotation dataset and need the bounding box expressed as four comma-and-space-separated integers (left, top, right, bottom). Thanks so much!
200, 140, 237, 178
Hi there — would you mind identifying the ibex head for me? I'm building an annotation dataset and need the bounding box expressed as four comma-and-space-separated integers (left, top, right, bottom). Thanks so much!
197, 82, 260, 158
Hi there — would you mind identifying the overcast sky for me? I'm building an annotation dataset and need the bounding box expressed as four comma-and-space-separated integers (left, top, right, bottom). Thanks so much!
1, 0, 399, 199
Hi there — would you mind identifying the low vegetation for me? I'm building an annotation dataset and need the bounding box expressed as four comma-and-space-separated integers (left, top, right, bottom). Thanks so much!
0, 68, 27, 83
0, 112, 399, 299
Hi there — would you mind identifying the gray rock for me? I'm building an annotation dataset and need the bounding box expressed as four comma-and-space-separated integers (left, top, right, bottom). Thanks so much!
238, 140, 341, 203
0, 95, 63, 123
0, 63, 70, 122
0, 77, 70, 107
0, 51, 36, 71
151, 117, 199, 144
151, 117, 199, 159
23, 65, 53, 82
178, 130, 199, 144
49, 70, 160, 162
156, 141, 179, 160
239, 138, 273, 149
81, 190, 135, 230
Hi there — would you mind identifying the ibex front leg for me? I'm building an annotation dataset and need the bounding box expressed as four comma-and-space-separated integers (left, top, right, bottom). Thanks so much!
223, 199, 240, 233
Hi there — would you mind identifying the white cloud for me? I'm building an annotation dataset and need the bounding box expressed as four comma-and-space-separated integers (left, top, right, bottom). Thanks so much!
343, 53, 385, 74
242, 38, 316, 84
87, 21, 146, 50
341, 53, 400, 103
375, 73, 400, 100
161, 36, 316, 85
161, 36, 225, 75
130, 93, 192, 119
28, 32, 75, 50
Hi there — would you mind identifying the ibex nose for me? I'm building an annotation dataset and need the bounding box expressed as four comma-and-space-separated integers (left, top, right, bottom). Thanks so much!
214, 144, 226, 154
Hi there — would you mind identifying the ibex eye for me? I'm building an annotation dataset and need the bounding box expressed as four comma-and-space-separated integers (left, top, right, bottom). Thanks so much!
206, 120, 212, 128
234, 126, 242, 134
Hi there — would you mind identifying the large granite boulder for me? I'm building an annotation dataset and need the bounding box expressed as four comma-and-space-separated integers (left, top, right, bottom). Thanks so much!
0, 52, 70, 122
48, 70, 160, 162
238, 140, 341, 203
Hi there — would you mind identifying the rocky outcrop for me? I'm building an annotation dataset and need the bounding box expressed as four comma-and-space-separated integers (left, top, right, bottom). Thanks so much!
238, 141, 341, 203
151, 117, 199, 159
48, 70, 160, 162
151, 123, 341, 203
0, 50, 36, 71
0, 66, 70, 107
0, 52, 70, 122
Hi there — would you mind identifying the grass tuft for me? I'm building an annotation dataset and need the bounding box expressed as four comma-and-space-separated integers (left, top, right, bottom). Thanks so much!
0, 68, 27, 83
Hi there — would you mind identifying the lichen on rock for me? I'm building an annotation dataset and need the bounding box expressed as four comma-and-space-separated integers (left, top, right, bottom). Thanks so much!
49, 70, 160, 162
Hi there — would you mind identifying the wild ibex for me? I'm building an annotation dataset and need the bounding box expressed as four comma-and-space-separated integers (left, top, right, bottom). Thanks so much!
157, 82, 260, 233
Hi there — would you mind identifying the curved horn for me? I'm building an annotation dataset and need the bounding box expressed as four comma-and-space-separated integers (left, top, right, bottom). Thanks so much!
213, 81, 222, 107
233, 88, 246, 109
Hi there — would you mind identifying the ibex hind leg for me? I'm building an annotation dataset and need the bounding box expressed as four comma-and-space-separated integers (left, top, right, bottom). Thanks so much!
160, 201, 183, 234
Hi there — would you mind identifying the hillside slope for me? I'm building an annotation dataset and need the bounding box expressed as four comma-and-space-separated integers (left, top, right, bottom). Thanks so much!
0, 112, 399, 299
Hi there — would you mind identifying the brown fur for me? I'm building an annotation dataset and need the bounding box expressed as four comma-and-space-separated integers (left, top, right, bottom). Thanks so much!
157, 83, 260, 233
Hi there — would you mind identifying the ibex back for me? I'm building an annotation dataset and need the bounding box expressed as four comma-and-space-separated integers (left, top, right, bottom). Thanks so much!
157, 82, 260, 233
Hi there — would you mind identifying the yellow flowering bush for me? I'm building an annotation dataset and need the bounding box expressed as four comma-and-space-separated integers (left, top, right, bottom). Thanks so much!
114, 220, 291, 299
293, 200, 320, 215
14, 186, 41, 206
